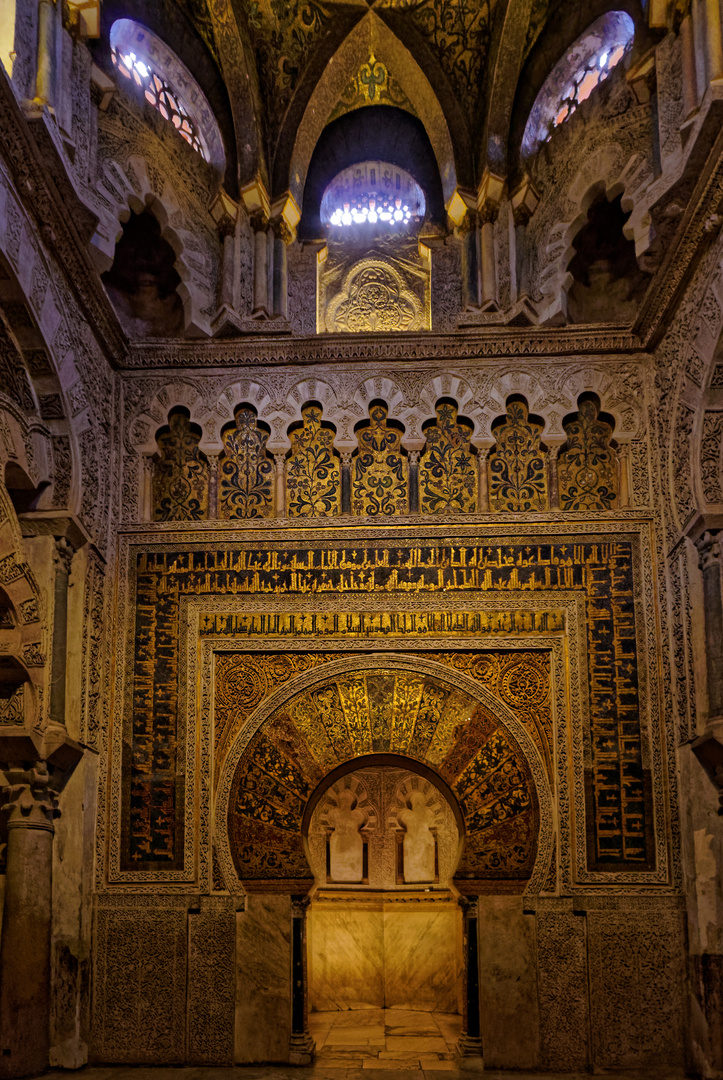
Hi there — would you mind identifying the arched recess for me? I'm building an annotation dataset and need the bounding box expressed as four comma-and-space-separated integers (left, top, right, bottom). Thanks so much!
280, 13, 463, 212
215, 654, 553, 897
0, 251, 77, 515
536, 147, 653, 325
93, 158, 213, 336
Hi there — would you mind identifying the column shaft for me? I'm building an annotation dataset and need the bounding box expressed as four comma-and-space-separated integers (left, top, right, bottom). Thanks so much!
35, 0, 55, 106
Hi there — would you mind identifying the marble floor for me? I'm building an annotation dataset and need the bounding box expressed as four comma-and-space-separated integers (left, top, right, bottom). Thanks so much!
309, 1008, 462, 1071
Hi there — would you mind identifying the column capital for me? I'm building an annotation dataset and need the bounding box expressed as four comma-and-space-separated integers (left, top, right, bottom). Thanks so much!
1, 762, 59, 831
696, 529, 722, 572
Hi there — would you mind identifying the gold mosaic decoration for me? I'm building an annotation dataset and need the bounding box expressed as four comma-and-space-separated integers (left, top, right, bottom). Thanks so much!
219, 407, 274, 519
226, 665, 539, 887
285, 404, 341, 517
327, 53, 418, 123
419, 401, 478, 514
352, 402, 408, 516
558, 399, 618, 510
325, 258, 427, 333
488, 399, 549, 512
151, 411, 208, 521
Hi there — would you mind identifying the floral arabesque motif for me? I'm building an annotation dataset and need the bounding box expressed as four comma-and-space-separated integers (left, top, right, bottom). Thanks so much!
326, 261, 425, 333
488, 399, 548, 512
152, 411, 209, 521
558, 399, 618, 510
419, 401, 478, 514
352, 403, 408, 516
285, 405, 340, 517
219, 408, 274, 519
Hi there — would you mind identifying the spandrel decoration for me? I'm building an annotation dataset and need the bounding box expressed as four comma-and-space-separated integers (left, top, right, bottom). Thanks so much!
285, 404, 341, 517
488, 398, 548, 512
558, 398, 618, 510
219, 406, 274, 519
419, 401, 478, 514
352, 402, 408, 516
152, 410, 209, 521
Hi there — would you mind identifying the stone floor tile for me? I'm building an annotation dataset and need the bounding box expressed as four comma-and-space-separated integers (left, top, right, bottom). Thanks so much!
385, 1038, 449, 1054
361, 1061, 422, 1071
418, 1061, 458, 1071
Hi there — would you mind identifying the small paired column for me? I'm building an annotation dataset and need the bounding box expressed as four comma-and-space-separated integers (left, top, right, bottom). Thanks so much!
0, 763, 59, 1078
456, 895, 484, 1069
289, 895, 315, 1065
35, 0, 56, 107
407, 450, 420, 514
251, 212, 270, 316
479, 205, 498, 310
271, 217, 292, 320
274, 455, 286, 517
340, 452, 353, 514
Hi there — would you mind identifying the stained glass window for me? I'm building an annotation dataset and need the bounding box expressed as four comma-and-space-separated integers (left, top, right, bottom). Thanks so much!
109, 20, 225, 168
522, 12, 634, 157
321, 162, 425, 229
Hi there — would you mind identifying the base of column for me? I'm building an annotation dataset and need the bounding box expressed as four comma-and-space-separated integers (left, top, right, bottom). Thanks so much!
289, 1032, 316, 1065
455, 1035, 484, 1072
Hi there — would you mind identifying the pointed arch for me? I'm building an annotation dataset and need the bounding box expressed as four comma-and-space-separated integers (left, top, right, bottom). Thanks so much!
278, 12, 464, 210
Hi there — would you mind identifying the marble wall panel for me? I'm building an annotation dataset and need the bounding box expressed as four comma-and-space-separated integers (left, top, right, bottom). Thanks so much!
383, 905, 462, 1012
188, 897, 236, 1064
235, 895, 292, 1063
308, 905, 385, 1010
537, 911, 590, 1070
478, 897, 540, 1068
587, 907, 686, 1070
92, 896, 188, 1064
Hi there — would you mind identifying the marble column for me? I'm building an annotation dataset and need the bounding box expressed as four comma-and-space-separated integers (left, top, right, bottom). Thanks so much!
209, 457, 220, 519
274, 454, 286, 517
272, 218, 292, 319
289, 896, 315, 1065
680, 15, 699, 118
513, 205, 530, 299
479, 206, 498, 309
0, 763, 59, 1079
696, 531, 723, 723
340, 452, 353, 514
35, 0, 55, 106
456, 895, 483, 1069
408, 450, 420, 514
618, 442, 631, 508
217, 219, 236, 312
704, 0, 723, 82
460, 212, 480, 310
547, 444, 562, 510
49, 537, 72, 733
251, 212, 269, 316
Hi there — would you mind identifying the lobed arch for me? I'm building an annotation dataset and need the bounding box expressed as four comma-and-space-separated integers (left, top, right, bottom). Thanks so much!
0, 238, 80, 516
214, 653, 554, 897
536, 147, 654, 326
93, 157, 215, 336
279, 12, 464, 215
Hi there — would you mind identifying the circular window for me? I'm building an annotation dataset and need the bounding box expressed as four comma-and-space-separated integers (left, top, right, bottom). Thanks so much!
110, 18, 225, 170
320, 161, 426, 229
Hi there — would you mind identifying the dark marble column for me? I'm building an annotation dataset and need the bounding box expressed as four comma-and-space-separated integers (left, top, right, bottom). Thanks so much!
341, 453, 352, 515
0, 763, 59, 1079
408, 451, 420, 514
289, 895, 315, 1065
696, 531, 723, 723
456, 895, 484, 1069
